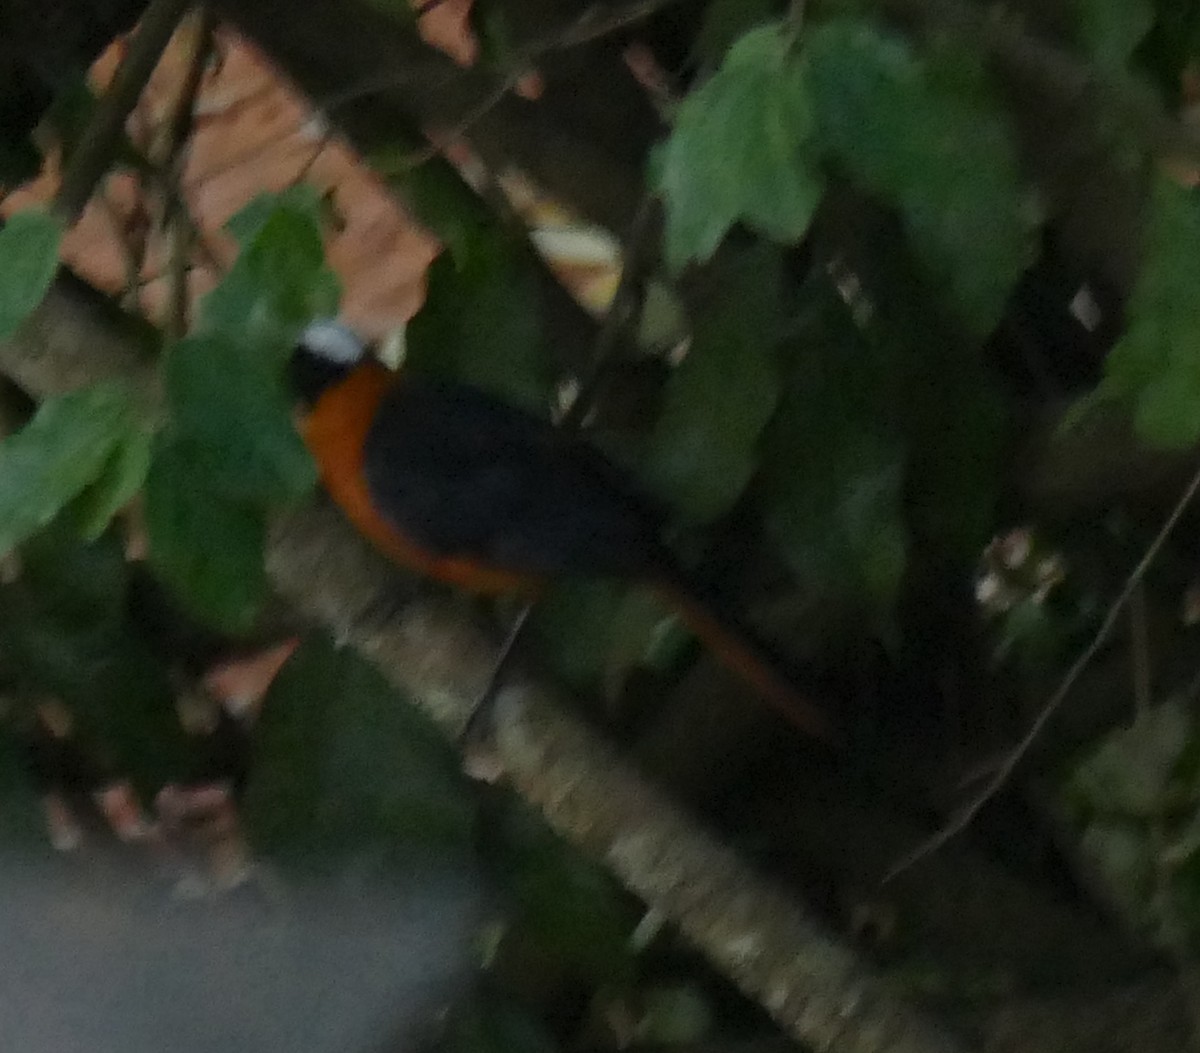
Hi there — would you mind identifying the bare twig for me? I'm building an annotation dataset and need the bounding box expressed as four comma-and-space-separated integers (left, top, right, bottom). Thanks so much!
192, 0, 686, 187
155, 8, 217, 338
461, 194, 658, 748
54, 0, 195, 224
560, 193, 657, 430
884, 461, 1200, 884
1130, 583, 1151, 718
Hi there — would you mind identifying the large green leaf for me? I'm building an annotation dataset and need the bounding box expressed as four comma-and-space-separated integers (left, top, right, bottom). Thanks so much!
198, 201, 340, 353
242, 638, 475, 868
165, 333, 316, 504
405, 233, 550, 410
655, 22, 825, 271
0, 380, 139, 556
803, 20, 1037, 336
0, 209, 63, 339
66, 424, 153, 541
643, 246, 783, 521
1092, 180, 1200, 447
143, 436, 267, 632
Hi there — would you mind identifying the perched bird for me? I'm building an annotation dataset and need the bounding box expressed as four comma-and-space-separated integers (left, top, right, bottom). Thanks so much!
290, 320, 834, 741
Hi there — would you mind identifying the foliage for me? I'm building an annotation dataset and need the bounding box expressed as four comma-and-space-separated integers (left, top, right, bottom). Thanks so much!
643, 245, 783, 522
1084, 180, 1200, 448
0, 209, 62, 339
1064, 699, 1200, 947
242, 638, 476, 868
3, 0, 1200, 1042
655, 24, 824, 273
764, 286, 907, 617
0, 529, 192, 795
145, 192, 337, 629
0, 380, 148, 556
406, 230, 551, 409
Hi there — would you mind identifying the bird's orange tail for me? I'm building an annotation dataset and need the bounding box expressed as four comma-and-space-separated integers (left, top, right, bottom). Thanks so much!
653, 576, 837, 744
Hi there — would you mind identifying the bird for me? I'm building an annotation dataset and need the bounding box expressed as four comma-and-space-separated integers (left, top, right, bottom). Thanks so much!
289, 320, 835, 742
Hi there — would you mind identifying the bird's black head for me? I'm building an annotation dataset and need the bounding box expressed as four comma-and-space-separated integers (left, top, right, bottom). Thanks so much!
289, 320, 368, 405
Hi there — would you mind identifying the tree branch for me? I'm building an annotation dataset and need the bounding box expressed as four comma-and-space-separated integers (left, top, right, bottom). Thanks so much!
0, 271, 973, 1053
54, 0, 195, 224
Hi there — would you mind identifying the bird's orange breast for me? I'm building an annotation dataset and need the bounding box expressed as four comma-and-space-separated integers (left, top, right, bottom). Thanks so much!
301, 363, 536, 596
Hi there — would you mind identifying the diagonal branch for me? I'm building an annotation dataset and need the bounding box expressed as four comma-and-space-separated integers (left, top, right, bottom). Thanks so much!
0, 270, 972, 1053
55, 0, 195, 224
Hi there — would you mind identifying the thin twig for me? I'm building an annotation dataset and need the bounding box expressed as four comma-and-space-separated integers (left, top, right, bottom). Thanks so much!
560, 193, 656, 430
459, 195, 658, 748
190, 0, 686, 188
96, 187, 149, 308
883, 461, 1200, 884
1131, 582, 1151, 718
156, 8, 217, 338
54, 0, 195, 224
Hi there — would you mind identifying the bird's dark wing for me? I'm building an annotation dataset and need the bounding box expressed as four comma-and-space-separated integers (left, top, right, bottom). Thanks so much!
362, 377, 664, 579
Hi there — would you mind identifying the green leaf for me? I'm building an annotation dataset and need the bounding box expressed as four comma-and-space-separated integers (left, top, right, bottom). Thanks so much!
655, 23, 825, 271
224, 186, 328, 247
804, 20, 1037, 335
406, 234, 550, 409
765, 289, 908, 613
165, 333, 316, 504
1070, 698, 1194, 816
490, 800, 637, 983
0, 380, 138, 556
0, 209, 64, 339
143, 436, 267, 632
376, 153, 492, 265
644, 246, 783, 521
1077, 820, 1154, 921
1075, 0, 1155, 69
845, 214, 1009, 557
67, 424, 153, 540
1092, 180, 1200, 447
199, 201, 340, 352
242, 638, 475, 867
